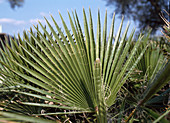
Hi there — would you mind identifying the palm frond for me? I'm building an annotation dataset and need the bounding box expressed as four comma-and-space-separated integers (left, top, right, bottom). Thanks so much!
0, 9, 151, 122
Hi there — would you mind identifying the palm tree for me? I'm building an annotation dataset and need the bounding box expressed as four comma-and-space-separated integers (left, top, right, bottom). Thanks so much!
0, 9, 169, 122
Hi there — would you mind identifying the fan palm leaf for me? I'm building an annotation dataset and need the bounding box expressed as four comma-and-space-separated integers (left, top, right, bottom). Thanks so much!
0, 9, 149, 122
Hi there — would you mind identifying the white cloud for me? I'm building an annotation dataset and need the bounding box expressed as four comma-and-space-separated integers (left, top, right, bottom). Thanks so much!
0, 18, 26, 25
40, 12, 50, 17
0, 18, 46, 26
29, 18, 46, 24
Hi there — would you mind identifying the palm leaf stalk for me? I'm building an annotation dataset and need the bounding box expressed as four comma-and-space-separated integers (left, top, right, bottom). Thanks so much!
0, 9, 149, 122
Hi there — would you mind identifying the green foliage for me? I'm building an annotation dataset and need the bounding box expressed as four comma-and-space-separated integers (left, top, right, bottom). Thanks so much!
0, 9, 169, 122
0, 111, 58, 123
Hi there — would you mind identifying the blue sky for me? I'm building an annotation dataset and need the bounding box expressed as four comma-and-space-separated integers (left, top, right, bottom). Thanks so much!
0, 0, 135, 36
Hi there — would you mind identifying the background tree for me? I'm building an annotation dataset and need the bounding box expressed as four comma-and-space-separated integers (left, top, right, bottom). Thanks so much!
104, 0, 169, 33
8, 0, 24, 9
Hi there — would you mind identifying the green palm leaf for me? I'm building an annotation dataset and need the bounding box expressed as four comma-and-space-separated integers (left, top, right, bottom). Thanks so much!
0, 111, 58, 123
0, 9, 150, 122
